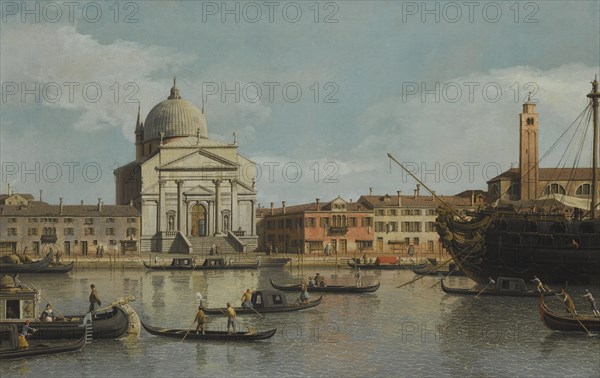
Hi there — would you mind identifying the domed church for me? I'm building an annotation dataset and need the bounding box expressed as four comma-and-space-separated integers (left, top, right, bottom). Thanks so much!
114, 79, 258, 253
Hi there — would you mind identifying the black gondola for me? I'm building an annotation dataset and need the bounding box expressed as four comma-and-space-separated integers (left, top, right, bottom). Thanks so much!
258, 257, 292, 267
270, 278, 380, 293
0, 252, 53, 273
412, 264, 466, 276
440, 277, 557, 297
37, 262, 74, 273
539, 295, 600, 332
143, 257, 258, 270
1, 284, 139, 340
141, 321, 277, 341
0, 315, 90, 360
203, 289, 322, 315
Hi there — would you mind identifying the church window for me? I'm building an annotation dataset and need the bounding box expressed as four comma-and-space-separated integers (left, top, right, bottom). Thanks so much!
543, 183, 566, 195
576, 184, 591, 196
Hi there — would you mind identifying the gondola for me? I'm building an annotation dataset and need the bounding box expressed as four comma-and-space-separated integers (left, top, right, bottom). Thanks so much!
440, 277, 557, 297
28, 306, 132, 340
143, 257, 258, 270
37, 262, 75, 273
347, 259, 420, 270
141, 321, 277, 341
0, 252, 53, 273
270, 278, 380, 293
203, 289, 323, 315
0, 315, 90, 359
539, 295, 600, 332
258, 257, 292, 267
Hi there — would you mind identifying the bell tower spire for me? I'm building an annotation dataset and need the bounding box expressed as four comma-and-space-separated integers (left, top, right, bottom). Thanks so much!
519, 97, 539, 200
135, 103, 144, 160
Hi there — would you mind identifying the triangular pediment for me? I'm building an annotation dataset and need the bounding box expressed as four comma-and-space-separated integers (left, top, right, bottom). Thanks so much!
184, 184, 215, 196
159, 149, 238, 171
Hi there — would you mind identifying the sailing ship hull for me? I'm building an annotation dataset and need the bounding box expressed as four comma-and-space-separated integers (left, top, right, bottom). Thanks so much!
437, 210, 600, 284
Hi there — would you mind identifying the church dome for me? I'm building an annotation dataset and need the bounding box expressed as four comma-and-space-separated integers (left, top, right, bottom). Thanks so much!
143, 80, 207, 142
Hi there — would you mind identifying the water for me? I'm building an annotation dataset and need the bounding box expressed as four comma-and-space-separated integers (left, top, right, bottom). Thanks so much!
2, 267, 599, 377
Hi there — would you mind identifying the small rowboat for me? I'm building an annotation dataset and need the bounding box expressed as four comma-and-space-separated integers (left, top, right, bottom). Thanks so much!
0, 252, 53, 273
441, 277, 557, 297
203, 290, 322, 315
539, 295, 600, 332
141, 321, 277, 341
270, 278, 380, 293
143, 257, 258, 271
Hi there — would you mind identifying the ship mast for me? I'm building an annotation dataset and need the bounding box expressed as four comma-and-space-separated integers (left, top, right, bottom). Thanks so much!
587, 77, 599, 219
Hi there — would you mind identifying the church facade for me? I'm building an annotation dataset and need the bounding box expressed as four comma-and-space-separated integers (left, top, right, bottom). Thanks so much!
114, 80, 258, 254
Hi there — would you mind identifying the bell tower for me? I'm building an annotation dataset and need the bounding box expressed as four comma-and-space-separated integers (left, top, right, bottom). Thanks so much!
519, 95, 539, 200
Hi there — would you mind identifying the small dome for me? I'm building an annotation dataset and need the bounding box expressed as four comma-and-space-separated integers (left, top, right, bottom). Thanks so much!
143, 80, 207, 142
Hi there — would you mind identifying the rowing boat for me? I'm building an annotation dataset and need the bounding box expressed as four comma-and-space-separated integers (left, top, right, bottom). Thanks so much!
270, 278, 380, 293
141, 321, 277, 341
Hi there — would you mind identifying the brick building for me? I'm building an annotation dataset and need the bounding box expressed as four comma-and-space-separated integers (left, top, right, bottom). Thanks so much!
257, 197, 374, 255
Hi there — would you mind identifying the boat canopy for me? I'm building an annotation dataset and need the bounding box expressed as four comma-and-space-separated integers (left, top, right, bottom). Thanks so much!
493, 193, 591, 211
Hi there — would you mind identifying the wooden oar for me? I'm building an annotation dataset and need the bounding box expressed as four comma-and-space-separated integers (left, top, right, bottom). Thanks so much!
475, 282, 493, 299
560, 297, 593, 336
180, 317, 197, 343
29, 283, 66, 319
396, 256, 455, 289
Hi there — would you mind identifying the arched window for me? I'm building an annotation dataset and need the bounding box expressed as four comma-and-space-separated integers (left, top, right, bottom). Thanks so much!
576, 184, 591, 196
491, 185, 499, 196
507, 184, 520, 196
543, 183, 566, 195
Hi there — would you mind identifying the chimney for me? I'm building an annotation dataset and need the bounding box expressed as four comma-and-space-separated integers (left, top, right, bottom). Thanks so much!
282, 201, 286, 214
413, 189, 417, 199
369, 187, 373, 196
270, 202, 274, 215
431, 191, 435, 201
59, 197, 63, 215
471, 190, 475, 206
316, 198, 321, 211
39, 189, 43, 201
397, 191, 402, 207
81, 200, 84, 206
416, 184, 421, 197
7, 183, 11, 195
98, 198, 102, 212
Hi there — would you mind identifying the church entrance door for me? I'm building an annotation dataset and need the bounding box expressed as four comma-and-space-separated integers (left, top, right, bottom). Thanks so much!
191, 204, 207, 237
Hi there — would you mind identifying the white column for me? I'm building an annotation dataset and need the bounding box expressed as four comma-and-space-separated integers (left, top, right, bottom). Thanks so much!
250, 200, 255, 236
213, 179, 222, 235
230, 179, 238, 231
157, 180, 165, 232
176, 180, 183, 231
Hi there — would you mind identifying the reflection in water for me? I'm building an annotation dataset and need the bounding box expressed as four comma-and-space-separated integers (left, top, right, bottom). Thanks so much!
1, 269, 598, 377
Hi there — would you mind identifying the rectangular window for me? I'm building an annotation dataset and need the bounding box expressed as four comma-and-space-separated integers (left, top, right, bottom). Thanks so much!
401, 222, 422, 232
414, 237, 420, 245
349, 217, 357, 227
389, 222, 398, 232
278, 220, 284, 229
28, 218, 38, 223
425, 222, 436, 232
8, 228, 17, 236
428, 240, 434, 251
361, 217, 372, 227
127, 218, 136, 223
84, 227, 94, 236
64, 228, 74, 236
286, 219, 292, 228
28, 228, 38, 236
388, 209, 397, 216
126, 228, 137, 236
414, 209, 422, 216
8, 218, 17, 223
357, 240, 373, 249
84, 218, 93, 225
375, 209, 385, 216
106, 228, 115, 236
426, 209, 436, 216
405, 237, 410, 245
106, 218, 115, 223
64, 218, 73, 223
320, 217, 329, 227
374, 222, 385, 232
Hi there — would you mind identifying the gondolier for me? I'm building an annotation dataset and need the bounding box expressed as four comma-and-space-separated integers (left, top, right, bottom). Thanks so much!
583, 290, 600, 317
89, 284, 101, 315
241, 289, 253, 308
19, 321, 36, 349
194, 305, 206, 335
225, 303, 236, 333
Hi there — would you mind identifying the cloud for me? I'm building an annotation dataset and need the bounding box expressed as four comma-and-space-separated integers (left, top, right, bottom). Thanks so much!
1, 22, 195, 138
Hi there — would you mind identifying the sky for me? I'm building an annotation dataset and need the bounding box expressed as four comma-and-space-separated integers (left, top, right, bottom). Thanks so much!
1, 0, 599, 206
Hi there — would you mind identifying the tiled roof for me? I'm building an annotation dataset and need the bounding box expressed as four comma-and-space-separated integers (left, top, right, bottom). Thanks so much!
358, 194, 474, 208
258, 198, 370, 216
0, 205, 140, 217
487, 168, 600, 183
